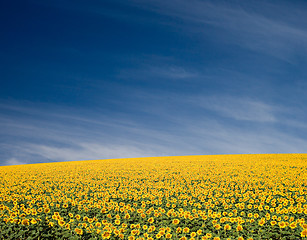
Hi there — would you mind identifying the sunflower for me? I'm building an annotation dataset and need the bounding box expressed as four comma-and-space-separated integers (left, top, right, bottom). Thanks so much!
236, 225, 243, 231
224, 224, 231, 230
30, 218, 37, 224
165, 233, 172, 238
214, 224, 221, 230
44, 208, 50, 213
58, 220, 65, 227
172, 219, 180, 225
96, 222, 102, 228
75, 228, 83, 235
278, 221, 286, 228
289, 222, 297, 229
21, 219, 29, 226
191, 232, 197, 237
258, 219, 265, 226
206, 233, 212, 238
270, 221, 277, 226
301, 229, 307, 238
102, 232, 111, 239
131, 229, 138, 235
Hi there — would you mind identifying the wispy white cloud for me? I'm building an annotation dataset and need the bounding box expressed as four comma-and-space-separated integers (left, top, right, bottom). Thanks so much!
22, 143, 165, 162
145, 65, 198, 79
30, 0, 307, 62
188, 123, 307, 154
126, 0, 307, 61
0, 101, 185, 165
1, 95, 306, 166
4, 158, 26, 166
196, 96, 278, 122
117, 59, 198, 81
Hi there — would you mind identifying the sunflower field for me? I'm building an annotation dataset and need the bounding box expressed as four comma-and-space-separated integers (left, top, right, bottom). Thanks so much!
1, 154, 307, 239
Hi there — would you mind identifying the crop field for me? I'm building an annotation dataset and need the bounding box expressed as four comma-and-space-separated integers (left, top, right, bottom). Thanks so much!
1, 154, 307, 239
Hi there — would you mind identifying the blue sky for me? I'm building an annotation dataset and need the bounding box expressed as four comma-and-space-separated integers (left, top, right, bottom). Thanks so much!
1, 0, 307, 166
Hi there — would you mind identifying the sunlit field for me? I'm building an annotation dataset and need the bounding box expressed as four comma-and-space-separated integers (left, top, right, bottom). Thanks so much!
1, 154, 307, 239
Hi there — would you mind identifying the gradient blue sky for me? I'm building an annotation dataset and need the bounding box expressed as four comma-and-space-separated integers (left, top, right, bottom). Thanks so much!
1, 0, 307, 166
